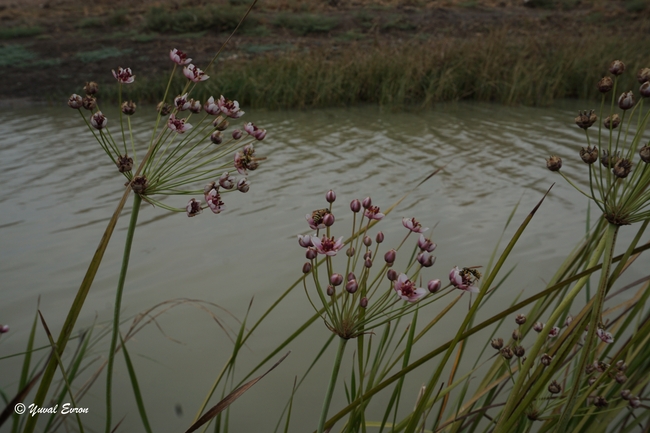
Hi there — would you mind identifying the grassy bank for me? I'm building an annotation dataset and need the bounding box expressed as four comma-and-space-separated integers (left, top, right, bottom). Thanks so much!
107, 29, 650, 109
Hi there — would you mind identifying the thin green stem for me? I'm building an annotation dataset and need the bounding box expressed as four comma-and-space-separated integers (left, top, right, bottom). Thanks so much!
318, 337, 347, 433
105, 193, 142, 433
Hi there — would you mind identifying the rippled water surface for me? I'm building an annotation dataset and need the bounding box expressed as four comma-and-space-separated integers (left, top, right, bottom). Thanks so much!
0, 101, 645, 431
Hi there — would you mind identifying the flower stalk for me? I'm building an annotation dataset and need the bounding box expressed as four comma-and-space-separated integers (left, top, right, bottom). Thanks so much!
105, 193, 142, 433
317, 337, 347, 433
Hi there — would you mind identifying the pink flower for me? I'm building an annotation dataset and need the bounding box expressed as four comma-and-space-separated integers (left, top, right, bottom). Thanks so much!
112, 67, 135, 84
219, 172, 235, 189
205, 188, 225, 214
186, 198, 202, 217
90, 111, 107, 130
188, 99, 202, 113
449, 266, 480, 293
167, 114, 192, 133
183, 64, 209, 82
233, 144, 258, 175
203, 96, 221, 115
597, 328, 614, 344
217, 95, 244, 118
311, 235, 344, 256
402, 217, 428, 233
394, 273, 427, 303
244, 122, 267, 140
364, 205, 384, 220
174, 93, 191, 111
170, 48, 192, 65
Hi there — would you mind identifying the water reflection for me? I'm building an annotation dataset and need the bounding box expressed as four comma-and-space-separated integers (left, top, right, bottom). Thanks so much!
0, 101, 642, 431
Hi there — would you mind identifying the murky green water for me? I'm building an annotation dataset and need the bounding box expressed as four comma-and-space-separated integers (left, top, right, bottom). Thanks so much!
0, 101, 645, 431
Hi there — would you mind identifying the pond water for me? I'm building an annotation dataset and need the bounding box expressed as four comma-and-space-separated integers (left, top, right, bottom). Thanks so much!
0, 101, 647, 432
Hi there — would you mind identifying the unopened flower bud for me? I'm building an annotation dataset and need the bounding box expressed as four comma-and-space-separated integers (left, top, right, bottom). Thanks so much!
640, 145, 650, 163
613, 159, 632, 178
574, 110, 597, 129
515, 314, 527, 325
326, 190, 336, 203
541, 354, 553, 366
322, 213, 335, 227
82, 95, 96, 111
232, 129, 243, 140
640, 82, 650, 98
237, 178, 250, 193
533, 322, 544, 332
121, 100, 136, 115
637, 67, 650, 83
500, 347, 513, 360
585, 364, 595, 375
603, 115, 619, 132
514, 346, 525, 358
363, 236, 372, 247
302, 262, 312, 274
387, 269, 398, 281
618, 91, 635, 110
347, 272, 356, 281
512, 329, 521, 341
360, 297, 368, 308
428, 279, 441, 293
375, 232, 384, 243
546, 155, 562, 172
346, 279, 358, 293
350, 199, 361, 213
326, 285, 335, 296
629, 396, 641, 408
609, 60, 626, 76
298, 234, 312, 248
621, 389, 632, 400
84, 81, 99, 95
68, 94, 83, 109
364, 258, 373, 268
417, 252, 434, 267
597, 76, 614, 93
346, 246, 355, 257
615, 372, 627, 384
157, 102, 172, 115
362, 197, 372, 209
363, 251, 372, 260
0, 324, 9, 333
491, 338, 503, 350
588, 377, 596, 386
116, 154, 133, 173
328, 273, 343, 286
306, 248, 317, 260
384, 249, 396, 265
616, 360, 627, 371
593, 396, 608, 408
548, 380, 562, 394
210, 131, 223, 144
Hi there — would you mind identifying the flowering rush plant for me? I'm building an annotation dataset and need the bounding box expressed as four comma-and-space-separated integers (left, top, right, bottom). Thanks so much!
67, 48, 267, 216
299, 190, 482, 340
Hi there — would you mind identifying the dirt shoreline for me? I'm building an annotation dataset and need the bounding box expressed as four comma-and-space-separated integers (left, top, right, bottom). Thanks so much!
1, 0, 648, 103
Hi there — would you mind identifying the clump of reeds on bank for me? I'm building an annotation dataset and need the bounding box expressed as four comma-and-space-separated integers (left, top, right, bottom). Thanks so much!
100, 27, 650, 109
